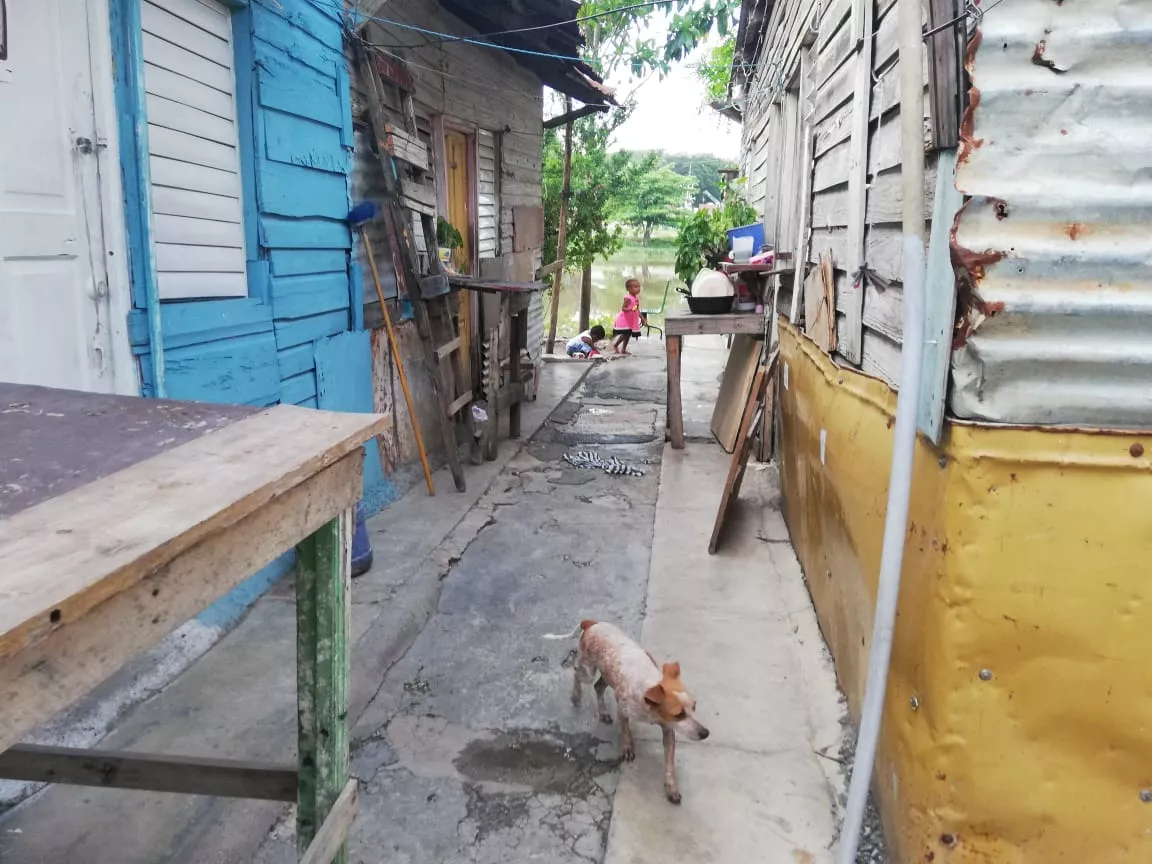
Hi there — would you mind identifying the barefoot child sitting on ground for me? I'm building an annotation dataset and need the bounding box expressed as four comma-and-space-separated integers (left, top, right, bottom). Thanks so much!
566, 325, 605, 359
612, 279, 643, 354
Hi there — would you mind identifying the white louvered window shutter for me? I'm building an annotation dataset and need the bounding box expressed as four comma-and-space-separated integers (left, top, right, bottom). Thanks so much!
142, 0, 248, 300
477, 130, 499, 260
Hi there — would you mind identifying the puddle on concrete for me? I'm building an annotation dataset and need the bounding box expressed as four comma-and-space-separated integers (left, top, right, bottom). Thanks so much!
454, 730, 617, 796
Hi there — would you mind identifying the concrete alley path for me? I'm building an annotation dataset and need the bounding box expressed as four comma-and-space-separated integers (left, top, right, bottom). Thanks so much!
254, 343, 670, 863
1, 335, 856, 863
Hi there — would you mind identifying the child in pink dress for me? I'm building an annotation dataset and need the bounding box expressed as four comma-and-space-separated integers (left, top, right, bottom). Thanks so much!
612, 279, 643, 354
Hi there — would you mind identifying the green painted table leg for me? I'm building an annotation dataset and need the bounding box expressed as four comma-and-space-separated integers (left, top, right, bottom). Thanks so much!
296, 509, 352, 862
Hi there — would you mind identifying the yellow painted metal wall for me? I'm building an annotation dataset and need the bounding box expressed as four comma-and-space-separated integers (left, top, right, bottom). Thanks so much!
776, 322, 1152, 863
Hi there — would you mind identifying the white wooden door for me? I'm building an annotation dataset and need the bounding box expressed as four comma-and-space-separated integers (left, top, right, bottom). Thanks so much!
0, 0, 123, 393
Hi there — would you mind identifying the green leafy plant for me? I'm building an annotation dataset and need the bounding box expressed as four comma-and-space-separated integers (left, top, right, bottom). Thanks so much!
579, 0, 739, 79
436, 217, 463, 250
542, 107, 633, 273
696, 38, 735, 106
673, 185, 758, 287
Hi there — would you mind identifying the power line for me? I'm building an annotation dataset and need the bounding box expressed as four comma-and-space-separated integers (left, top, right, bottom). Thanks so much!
395, 1, 679, 47
340, 10, 587, 61
365, 43, 545, 106
314, 0, 680, 56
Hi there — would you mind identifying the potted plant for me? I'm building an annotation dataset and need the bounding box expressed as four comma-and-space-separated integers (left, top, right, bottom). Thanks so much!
436, 216, 463, 265
673, 187, 758, 288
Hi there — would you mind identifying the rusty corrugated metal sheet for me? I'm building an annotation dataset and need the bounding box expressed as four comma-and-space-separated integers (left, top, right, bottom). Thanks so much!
950, 0, 1152, 429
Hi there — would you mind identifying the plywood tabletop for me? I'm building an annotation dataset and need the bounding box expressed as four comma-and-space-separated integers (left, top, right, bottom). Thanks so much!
0, 395, 389, 660
1, 384, 256, 519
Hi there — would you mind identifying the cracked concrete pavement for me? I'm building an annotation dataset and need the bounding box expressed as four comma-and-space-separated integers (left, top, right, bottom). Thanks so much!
254, 342, 670, 864
1, 335, 861, 863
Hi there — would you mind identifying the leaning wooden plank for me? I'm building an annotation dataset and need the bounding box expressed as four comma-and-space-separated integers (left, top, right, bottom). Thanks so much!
296, 512, 353, 861
447, 391, 473, 417
0, 405, 387, 663
0, 744, 298, 801
300, 779, 359, 864
708, 354, 779, 555
710, 334, 762, 454
401, 196, 437, 218
384, 123, 429, 168
0, 453, 363, 755
400, 179, 437, 216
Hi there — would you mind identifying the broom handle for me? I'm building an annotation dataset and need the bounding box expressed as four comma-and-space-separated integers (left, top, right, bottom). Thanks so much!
361, 229, 436, 496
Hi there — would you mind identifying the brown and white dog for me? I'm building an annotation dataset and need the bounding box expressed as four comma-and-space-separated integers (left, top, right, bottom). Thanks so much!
545, 619, 709, 803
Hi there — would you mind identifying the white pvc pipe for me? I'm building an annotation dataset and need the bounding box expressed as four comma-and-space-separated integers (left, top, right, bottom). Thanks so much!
835, 0, 927, 859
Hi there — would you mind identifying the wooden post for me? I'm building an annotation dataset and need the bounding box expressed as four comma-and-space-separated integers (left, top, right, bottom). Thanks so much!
545, 97, 574, 354
578, 263, 592, 333
296, 511, 353, 863
509, 302, 525, 439
666, 335, 684, 449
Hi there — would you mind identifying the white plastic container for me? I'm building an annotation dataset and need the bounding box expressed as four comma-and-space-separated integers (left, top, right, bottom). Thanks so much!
732, 235, 754, 262
690, 269, 734, 298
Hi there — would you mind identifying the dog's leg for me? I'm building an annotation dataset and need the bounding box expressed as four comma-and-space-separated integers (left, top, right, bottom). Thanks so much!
662, 727, 680, 804
619, 713, 635, 762
594, 677, 612, 724
572, 643, 593, 706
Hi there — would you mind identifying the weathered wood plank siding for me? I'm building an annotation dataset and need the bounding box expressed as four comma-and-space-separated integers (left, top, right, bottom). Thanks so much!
131, 0, 355, 410
349, 0, 543, 306
740, 0, 941, 386
739, 0, 819, 232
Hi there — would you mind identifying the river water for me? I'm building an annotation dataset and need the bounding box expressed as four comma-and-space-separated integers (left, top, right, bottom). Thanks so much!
544, 244, 688, 340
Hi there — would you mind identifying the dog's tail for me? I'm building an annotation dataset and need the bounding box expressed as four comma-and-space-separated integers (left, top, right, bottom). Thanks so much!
542, 619, 597, 641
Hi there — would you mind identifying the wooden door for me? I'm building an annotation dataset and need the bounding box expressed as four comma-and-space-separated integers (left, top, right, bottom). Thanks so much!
444, 130, 471, 274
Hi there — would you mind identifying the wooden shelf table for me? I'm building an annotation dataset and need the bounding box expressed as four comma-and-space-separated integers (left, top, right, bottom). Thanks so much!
0, 384, 389, 863
664, 310, 767, 449
448, 275, 543, 458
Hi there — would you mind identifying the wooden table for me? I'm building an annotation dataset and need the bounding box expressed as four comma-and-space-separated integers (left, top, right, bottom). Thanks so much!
665, 310, 766, 449
0, 384, 388, 863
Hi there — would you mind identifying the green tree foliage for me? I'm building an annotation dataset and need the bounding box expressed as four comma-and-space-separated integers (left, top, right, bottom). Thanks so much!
673, 187, 757, 286
662, 152, 734, 205
695, 37, 735, 105
542, 109, 634, 272
578, 0, 740, 78
612, 152, 696, 244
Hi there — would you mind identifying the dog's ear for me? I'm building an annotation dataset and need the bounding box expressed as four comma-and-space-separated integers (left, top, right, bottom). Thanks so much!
663, 661, 681, 680
644, 683, 665, 706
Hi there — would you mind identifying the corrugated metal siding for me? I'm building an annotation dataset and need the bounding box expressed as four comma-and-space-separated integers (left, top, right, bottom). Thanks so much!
951, 0, 1152, 428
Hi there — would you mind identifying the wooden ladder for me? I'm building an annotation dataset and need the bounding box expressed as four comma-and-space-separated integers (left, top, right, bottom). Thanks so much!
357, 47, 473, 492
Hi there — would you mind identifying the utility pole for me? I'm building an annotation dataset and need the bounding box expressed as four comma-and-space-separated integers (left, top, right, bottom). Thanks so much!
546, 97, 573, 354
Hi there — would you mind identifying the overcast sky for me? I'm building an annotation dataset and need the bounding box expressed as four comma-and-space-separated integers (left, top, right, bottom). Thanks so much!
604, 42, 742, 159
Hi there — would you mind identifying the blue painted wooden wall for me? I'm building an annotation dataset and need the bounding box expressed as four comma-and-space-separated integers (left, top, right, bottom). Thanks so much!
119, 0, 393, 510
